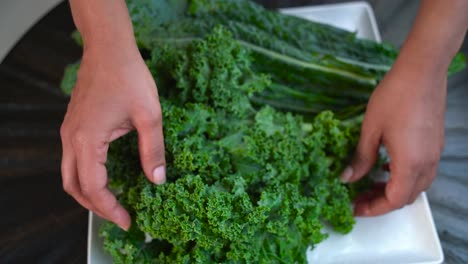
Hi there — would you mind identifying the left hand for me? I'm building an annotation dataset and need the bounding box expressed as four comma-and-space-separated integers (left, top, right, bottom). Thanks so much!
339, 65, 446, 217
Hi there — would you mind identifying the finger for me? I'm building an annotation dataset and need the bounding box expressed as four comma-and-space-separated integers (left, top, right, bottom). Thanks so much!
340, 121, 381, 183
61, 148, 107, 219
72, 132, 131, 230
354, 167, 417, 216
61, 126, 98, 212
133, 110, 166, 185
61, 154, 93, 211
352, 182, 385, 214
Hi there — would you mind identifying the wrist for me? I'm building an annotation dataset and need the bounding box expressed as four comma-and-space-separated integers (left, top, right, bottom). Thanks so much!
394, 0, 468, 78
70, 0, 138, 60
82, 35, 140, 60
81, 44, 142, 76
392, 49, 449, 81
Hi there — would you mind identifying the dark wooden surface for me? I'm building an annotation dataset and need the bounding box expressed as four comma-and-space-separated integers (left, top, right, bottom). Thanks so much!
0, 1, 466, 263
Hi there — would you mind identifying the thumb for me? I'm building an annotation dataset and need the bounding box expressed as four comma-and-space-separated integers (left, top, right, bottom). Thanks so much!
134, 114, 166, 185
340, 126, 380, 183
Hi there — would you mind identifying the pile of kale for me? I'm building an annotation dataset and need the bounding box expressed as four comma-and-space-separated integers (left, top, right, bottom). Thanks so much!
61, 0, 465, 263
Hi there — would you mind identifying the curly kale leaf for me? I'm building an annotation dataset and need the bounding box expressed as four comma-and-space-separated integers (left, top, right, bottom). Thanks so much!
98, 28, 359, 263
148, 26, 270, 117
103, 104, 356, 263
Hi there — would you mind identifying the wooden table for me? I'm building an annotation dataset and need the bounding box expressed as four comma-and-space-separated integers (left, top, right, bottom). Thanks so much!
0, 1, 466, 263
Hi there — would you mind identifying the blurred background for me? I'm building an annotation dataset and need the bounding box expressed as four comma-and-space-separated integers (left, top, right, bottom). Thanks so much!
0, 0, 466, 263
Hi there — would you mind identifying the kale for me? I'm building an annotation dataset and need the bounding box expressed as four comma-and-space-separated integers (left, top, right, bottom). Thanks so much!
102, 27, 357, 263
60, 62, 80, 95
70, 0, 466, 119
125, 0, 465, 119
61, 0, 466, 262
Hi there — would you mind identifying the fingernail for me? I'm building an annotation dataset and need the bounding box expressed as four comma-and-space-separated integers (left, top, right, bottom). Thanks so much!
152, 166, 166, 184
119, 223, 130, 232
115, 207, 131, 231
340, 166, 353, 183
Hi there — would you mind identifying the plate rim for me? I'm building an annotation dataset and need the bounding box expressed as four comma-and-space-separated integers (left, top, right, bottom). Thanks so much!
280, 1, 381, 42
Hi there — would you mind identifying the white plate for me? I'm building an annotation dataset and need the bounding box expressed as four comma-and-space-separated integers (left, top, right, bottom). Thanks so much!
88, 2, 443, 264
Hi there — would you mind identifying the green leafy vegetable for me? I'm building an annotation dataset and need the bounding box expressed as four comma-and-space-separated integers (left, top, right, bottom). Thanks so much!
125, 0, 465, 119
60, 62, 80, 95
61, 0, 466, 263
64, 27, 358, 263
115, 28, 357, 263
70, 0, 466, 119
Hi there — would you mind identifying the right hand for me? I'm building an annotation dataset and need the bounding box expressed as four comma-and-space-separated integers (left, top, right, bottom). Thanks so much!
60, 45, 165, 230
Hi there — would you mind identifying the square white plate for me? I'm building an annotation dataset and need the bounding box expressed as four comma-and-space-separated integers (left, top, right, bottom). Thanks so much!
88, 2, 443, 264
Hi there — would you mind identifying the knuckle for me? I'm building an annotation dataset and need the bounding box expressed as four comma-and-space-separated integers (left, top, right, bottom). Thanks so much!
354, 150, 372, 165
406, 148, 441, 170
108, 197, 120, 212
80, 184, 97, 198
406, 155, 425, 170
144, 114, 162, 129
62, 181, 75, 195
141, 143, 164, 158
412, 154, 439, 170
351, 147, 375, 172
71, 130, 88, 149
134, 109, 162, 129
60, 123, 68, 139
81, 183, 107, 202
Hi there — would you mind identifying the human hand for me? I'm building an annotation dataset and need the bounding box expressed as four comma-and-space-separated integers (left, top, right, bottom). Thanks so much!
339, 65, 446, 217
338, 0, 468, 217
60, 46, 165, 230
